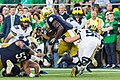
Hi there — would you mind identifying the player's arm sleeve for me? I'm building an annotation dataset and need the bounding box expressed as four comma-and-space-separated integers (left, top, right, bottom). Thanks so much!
17, 41, 36, 55
9, 27, 17, 36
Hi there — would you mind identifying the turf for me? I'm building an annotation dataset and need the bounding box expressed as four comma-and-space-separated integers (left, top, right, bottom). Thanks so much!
0, 68, 120, 80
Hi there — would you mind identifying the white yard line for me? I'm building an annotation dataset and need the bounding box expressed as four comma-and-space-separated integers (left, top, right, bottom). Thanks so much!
38, 68, 120, 72
31, 68, 120, 72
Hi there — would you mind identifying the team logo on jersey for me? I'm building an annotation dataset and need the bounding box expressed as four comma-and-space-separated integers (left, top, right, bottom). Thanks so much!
49, 17, 53, 22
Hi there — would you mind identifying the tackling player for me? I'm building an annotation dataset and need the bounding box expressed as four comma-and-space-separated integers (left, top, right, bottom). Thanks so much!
57, 29, 103, 77
3, 15, 50, 74
0, 38, 46, 77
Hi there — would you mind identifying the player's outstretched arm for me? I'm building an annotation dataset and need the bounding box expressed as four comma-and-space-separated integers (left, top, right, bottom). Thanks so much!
63, 35, 80, 43
4, 33, 14, 43
15, 41, 45, 57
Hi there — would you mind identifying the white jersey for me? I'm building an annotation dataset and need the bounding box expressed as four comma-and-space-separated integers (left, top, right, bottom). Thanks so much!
66, 16, 87, 29
9, 25, 32, 43
78, 29, 103, 61
79, 29, 103, 41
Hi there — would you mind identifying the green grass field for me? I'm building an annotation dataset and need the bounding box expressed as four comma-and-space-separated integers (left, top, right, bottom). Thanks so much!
0, 68, 120, 80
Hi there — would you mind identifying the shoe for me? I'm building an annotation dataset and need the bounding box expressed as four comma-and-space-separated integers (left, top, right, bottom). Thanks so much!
78, 66, 85, 75
6, 60, 14, 74
111, 64, 116, 68
86, 66, 92, 72
57, 52, 72, 64
106, 64, 111, 68
71, 66, 79, 77
35, 74, 39, 77
43, 55, 51, 67
2, 70, 16, 77
43, 55, 51, 63
18, 71, 27, 77
39, 70, 48, 74
92, 59, 98, 67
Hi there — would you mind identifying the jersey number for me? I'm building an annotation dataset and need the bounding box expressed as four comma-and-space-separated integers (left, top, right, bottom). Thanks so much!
16, 52, 27, 62
86, 30, 100, 39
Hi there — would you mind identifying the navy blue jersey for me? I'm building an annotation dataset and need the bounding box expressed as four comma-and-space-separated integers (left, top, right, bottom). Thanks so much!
47, 14, 73, 35
0, 42, 31, 67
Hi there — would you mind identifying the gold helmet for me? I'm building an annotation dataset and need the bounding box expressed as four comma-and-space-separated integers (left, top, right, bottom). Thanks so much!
72, 7, 83, 15
41, 6, 54, 19
20, 15, 30, 22
27, 36, 39, 48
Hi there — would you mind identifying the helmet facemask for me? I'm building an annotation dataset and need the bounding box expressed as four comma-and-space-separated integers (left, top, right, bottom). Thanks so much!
20, 15, 30, 29
72, 7, 84, 19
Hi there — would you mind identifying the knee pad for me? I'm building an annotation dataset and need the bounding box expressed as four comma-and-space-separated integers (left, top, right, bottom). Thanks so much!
82, 57, 92, 66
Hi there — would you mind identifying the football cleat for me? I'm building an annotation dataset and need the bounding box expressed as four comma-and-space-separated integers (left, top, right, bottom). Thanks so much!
92, 59, 98, 67
43, 59, 51, 67
57, 57, 63, 64
2, 70, 16, 77
6, 60, 14, 74
111, 64, 116, 68
18, 71, 27, 77
57, 52, 73, 64
43, 55, 51, 67
71, 66, 79, 77
34, 74, 39, 77
39, 70, 48, 74
86, 66, 92, 72
79, 67, 84, 75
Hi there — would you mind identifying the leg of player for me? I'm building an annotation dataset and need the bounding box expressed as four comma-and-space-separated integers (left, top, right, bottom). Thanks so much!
22, 60, 40, 77
6, 60, 14, 74
57, 52, 80, 65
71, 57, 92, 77
57, 52, 92, 74
3, 64, 21, 77
71, 65, 84, 77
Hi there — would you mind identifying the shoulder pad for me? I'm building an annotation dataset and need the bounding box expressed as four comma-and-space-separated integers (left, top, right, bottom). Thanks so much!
14, 25, 20, 29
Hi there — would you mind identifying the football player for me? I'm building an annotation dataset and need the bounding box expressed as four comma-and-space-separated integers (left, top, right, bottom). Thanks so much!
4, 15, 51, 69
41, 6, 78, 58
4, 14, 32, 43
57, 29, 103, 77
66, 7, 87, 30
0, 39, 46, 77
